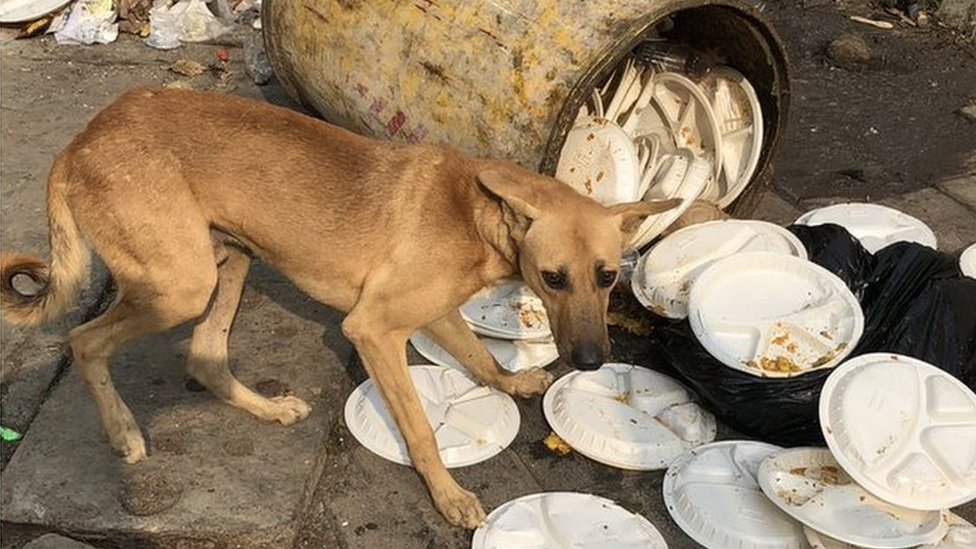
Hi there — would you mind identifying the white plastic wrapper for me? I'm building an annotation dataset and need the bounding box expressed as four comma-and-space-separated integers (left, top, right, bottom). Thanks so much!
145, 0, 231, 50
54, 0, 119, 45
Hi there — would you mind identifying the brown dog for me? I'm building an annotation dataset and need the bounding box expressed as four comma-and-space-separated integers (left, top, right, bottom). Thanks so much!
0, 88, 679, 528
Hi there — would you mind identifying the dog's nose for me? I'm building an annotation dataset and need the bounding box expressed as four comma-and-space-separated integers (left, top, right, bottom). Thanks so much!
571, 344, 605, 370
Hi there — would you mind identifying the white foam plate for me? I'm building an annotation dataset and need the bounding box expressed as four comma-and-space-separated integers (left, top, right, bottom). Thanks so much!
650, 72, 724, 181
460, 280, 551, 340
664, 440, 809, 549
472, 492, 668, 549
629, 151, 711, 250
0, 0, 70, 23
632, 220, 807, 319
960, 242, 976, 279
343, 365, 519, 468
542, 363, 716, 470
758, 447, 947, 549
688, 252, 863, 378
820, 353, 976, 511
805, 513, 976, 549
409, 331, 558, 373
696, 67, 765, 208
556, 116, 641, 205
794, 203, 937, 254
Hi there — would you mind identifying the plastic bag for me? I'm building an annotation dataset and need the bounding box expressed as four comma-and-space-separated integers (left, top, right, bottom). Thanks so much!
145, 0, 231, 50
650, 224, 976, 446
54, 0, 119, 45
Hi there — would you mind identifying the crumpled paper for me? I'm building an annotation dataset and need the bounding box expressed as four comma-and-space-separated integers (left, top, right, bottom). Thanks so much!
145, 0, 231, 50
54, 0, 119, 45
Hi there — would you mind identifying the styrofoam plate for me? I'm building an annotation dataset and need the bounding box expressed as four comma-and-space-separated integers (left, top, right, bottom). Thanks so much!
556, 116, 641, 205
805, 513, 976, 549
819, 353, 976, 511
794, 203, 937, 254
0, 0, 70, 23
471, 492, 668, 549
343, 365, 519, 467
758, 447, 947, 549
632, 220, 807, 319
409, 331, 558, 373
664, 440, 808, 549
651, 72, 723, 181
960, 242, 976, 278
688, 252, 863, 377
629, 151, 711, 249
696, 67, 765, 208
460, 280, 551, 340
542, 363, 716, 470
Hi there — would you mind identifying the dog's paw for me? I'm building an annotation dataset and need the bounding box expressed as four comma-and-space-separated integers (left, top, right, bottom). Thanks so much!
432, 483, 486, 529
504, 368, 554, 398
112, 429, 148, 464
269, 395, 312, 426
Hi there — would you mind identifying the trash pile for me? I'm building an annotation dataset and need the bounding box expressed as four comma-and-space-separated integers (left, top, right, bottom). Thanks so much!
555, 48, 764, 249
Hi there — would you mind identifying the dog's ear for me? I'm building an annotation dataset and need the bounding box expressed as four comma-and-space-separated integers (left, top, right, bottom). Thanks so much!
609, 198, 683, 235
477, 169, 544, 220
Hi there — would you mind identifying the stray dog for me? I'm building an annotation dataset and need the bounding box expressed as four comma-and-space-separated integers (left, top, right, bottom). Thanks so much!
0, 88, 679, 528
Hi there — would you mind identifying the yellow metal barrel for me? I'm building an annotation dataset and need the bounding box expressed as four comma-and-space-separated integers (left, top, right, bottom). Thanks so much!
262, 0, 790, 214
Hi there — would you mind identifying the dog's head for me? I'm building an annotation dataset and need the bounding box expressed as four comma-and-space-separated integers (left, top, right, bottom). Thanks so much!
478, 167, 680, 370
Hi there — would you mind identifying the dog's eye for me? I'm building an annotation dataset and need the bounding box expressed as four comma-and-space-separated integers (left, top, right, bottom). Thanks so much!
541, 271, 568, 290
598, 269, 617, 288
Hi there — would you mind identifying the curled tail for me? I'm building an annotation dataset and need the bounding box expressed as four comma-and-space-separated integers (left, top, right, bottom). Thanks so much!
1, 156, 90, 326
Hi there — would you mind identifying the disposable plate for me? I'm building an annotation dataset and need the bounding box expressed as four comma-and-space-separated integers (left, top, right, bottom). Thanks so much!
819, 353, 976, 510
0, 0, 70, 23
344, 365, 519, 467
460, 280, 551, 340
805, 513, 976, 549
758, 447, 947, 549
663, 440, 808, 549
631, 220, 807, 319
696, 67, 765, 208
688, 252, 863, 377
650, 72, 723, 181
556, 116, 641, 205
409, 331, 558, 373
794, 203, 937, 254
542, 363, 716, 470
960, 242, 976, 278
629, 150, 711, 249
471, 492, 668, 549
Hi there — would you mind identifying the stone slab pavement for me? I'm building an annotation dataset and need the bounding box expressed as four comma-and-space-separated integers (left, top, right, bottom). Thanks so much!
1, 16, 975, 549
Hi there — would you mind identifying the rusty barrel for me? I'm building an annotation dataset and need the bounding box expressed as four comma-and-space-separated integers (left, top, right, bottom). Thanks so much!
262, 0, 790, 214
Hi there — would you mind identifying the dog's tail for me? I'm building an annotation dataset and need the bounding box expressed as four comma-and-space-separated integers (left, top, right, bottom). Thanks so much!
1, 155, 90, 327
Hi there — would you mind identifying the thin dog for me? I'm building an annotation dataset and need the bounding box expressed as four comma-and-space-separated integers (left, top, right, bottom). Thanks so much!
0, 88, 679, 528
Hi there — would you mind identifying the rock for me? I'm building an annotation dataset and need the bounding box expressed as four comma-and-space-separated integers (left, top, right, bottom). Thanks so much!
958, 103, 976, 123
827, 33, 872, 70
938, 0, 976, 35
22, 534, 96, 549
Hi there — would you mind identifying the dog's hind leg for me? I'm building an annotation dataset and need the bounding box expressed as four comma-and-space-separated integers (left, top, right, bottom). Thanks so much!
421, 310, 553, 397
185, 245, 311, 425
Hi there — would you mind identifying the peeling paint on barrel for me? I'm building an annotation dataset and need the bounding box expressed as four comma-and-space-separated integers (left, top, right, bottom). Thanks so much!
263, 0, 790, 189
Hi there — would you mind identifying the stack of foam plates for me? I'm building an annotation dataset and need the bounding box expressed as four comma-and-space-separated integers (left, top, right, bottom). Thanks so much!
472, 492, 668, 549
804, 512, 976, 549
758, 447, 948, 548
460, 280, 551, 341
631, 220, 807, 319
819, 354, 976, 511
794, 203, 937, 254
960, 243, 976, 279
408, 331, 558, 373
663, 441, 809, 549
542, 363, 716, 470
696, 67, 765, 209
631, 151, 712, 249
344, 365, 519, 467
688, 252, 863, 378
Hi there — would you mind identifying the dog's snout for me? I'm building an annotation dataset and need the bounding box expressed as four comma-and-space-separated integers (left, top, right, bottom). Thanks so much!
571, 344, 605, 370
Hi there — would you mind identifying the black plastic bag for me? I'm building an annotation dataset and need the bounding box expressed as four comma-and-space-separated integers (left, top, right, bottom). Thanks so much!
651, 224, 976, 446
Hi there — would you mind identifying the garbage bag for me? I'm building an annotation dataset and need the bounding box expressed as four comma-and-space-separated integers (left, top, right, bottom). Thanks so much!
651, 224, 976, 446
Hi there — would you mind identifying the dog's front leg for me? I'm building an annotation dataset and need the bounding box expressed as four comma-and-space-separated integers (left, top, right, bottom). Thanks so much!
342, 312, 486, 529
422, 310, 553, 397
